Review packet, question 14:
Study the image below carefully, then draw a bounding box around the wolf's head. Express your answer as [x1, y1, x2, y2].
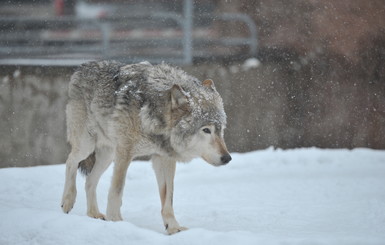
[169, 79, 231, 166]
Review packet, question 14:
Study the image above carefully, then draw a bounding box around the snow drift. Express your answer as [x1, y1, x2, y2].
[1, 148, 384, 245]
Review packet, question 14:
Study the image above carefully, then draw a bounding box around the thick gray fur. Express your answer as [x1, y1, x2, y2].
[61, 60, 231, 235]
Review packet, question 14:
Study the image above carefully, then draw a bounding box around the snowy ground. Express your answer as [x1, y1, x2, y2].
[1, 148, 385, 245]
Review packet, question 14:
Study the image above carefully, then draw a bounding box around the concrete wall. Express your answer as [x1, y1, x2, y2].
[187, 58, 385, 152]
[1, 66, 74, 167]
[1, 60, 385, 167]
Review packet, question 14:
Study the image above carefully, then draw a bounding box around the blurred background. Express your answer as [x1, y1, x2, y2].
[0, 0, 384, 167]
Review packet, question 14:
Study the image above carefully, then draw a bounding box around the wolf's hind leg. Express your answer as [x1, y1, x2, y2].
[61, 145, 93, 213]
[152, 155, 187, 235]
[85, 146, 114, 220]
[62, 100, 94, 214]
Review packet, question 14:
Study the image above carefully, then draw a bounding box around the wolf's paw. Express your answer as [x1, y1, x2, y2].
[88, 212, 106, 220]
[166, 225, 188, 235]
[106, 212, 123, 221]
[61, 194, 76, 213]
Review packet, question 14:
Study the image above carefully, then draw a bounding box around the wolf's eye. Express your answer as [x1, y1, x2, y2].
[202, 128, 211, 134]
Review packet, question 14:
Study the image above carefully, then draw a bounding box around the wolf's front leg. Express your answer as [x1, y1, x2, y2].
[106, 152, 132, 221]
[152, 155, 187, 235]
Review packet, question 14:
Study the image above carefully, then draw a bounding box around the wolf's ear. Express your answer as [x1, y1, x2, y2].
[171, 84, 189, 110]
[202, 79, 215, 89]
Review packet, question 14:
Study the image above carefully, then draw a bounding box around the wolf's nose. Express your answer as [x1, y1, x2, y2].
[220, 154, 232, 164]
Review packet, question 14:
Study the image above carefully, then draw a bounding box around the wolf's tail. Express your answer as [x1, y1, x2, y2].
[78, 152, 96, 176]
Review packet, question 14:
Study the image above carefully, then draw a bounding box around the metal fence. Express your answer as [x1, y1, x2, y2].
[0, 0, 257, 66]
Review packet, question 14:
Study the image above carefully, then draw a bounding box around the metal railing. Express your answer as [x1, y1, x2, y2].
[0, 1, 257, 66]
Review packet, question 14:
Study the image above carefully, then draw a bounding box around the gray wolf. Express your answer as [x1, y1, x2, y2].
[61, 60, 231, 234]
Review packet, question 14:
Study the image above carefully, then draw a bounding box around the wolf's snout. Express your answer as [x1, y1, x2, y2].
[220, 154, 232, 164]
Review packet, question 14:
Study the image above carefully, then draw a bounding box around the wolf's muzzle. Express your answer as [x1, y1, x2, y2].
[220, 154, 232, 164]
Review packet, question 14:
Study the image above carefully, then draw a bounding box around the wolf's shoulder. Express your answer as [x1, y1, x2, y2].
[144, 63, 200, 91]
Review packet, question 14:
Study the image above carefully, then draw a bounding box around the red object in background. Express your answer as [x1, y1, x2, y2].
[55, 0, 64, 16]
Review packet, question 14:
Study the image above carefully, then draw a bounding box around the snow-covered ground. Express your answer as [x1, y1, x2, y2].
[1, 148, 385, 245]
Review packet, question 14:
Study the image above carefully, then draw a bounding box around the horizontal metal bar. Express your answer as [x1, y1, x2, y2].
[0, 11, 258, 65]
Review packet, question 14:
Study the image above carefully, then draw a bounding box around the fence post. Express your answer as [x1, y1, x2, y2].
[183, 0, 193, 65]
[101, 21, 111, 58]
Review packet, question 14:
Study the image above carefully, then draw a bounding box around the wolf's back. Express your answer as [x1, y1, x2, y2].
[68, 60, 123, 103]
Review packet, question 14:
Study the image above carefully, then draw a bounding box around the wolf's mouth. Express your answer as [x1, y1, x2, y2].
[201, 154, 231, 166]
